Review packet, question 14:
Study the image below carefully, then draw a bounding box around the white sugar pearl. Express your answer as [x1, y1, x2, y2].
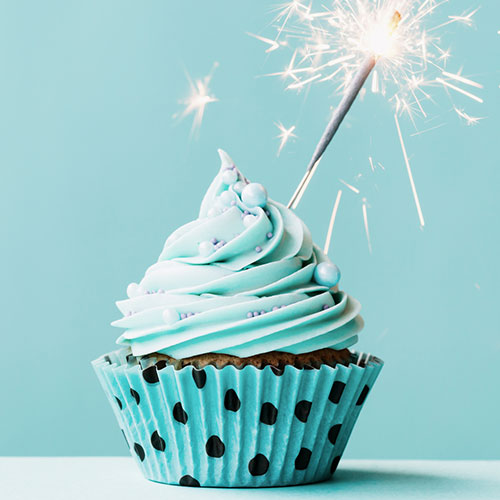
[162, 308, 179, 325]
[233, 181, 246, 194]
[127, 283, 140, 298]
[222, 169, 238, 185]
[198, 240, 215, 257]
[242, 183, 268, 207]
[243, 214, 258, 227]
[220, 190, 236, 206]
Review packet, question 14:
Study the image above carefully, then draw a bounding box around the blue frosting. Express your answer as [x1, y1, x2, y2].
[113, 150, 363, 358]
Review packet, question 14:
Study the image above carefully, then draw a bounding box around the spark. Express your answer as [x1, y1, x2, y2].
[362, 198, 372, 253]
[394, 114, 425, 227]
[177, 63, 218, 134]
[247, 32, 282, 52]
[324, 189, 343, 254]
[429, 8, 480, 32]
[436, 77, 483, 103]
[410, 122, 446, 136]
[454, 108, 483, 126]
[275, 122, 297, 155]
[369, 156, 375, 171]
[442, 71, 483, 89]
[339, 178, 360, 194]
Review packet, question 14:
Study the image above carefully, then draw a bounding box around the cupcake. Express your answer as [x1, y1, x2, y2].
[93, 149, 383, 487]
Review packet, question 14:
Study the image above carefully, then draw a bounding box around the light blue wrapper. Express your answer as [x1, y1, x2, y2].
[92, 349, 383, 487]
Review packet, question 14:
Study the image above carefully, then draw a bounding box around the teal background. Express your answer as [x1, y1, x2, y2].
[1, 0, 498, 458]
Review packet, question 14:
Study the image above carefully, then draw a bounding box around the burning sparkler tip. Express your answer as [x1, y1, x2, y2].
[389, 11, 402, 34]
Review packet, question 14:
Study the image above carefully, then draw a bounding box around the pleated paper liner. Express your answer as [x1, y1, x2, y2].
[93, 348, 383, 487]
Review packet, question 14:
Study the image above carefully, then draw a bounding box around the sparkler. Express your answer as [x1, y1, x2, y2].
[254, 0, 482, 221]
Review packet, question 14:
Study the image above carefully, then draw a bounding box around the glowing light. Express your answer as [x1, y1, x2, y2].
[275, 122, 297, 155]
[176, 63, 218, 134]
[255, 0, 481, 122]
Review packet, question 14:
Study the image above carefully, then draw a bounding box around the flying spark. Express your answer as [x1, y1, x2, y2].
[395, 113, 425, 227]
[454, 108, 483, 126]
[275, 122, 297, 155]
[176, 63, 218, 135]
[339, 178, 360, 194]
[247, 32, 284, 52]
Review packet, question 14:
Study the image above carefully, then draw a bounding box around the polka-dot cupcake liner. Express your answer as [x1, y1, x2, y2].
[92, 349, 383, 487]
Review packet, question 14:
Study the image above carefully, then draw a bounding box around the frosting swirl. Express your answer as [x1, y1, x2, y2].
[113, 150, 363, 358]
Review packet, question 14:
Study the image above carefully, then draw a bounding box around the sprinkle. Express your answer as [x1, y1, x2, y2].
[187, 312, 194, 317]
[272, 306, 279, 311]
[210, 238, 218, 244]
[266, 232, 273, 239]
[265, 210, 270, 216]
[253, 311, 259, 317]
[247, 312, 253, 318]
[180, 313, 187, 319]
[322, 304, 330, 310]
[255, 246, 262, 253]
[260, 310, 266, 315]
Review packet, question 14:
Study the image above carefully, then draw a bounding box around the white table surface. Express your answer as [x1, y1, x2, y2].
[1, 458, 499, 500]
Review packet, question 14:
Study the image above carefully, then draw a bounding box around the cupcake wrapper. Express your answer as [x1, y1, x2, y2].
[92, 349, 383, 487]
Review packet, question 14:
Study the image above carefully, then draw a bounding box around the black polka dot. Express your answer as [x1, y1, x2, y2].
[130, 388, 140, 405]
[328, 424, 342, 445]
[173, 402, 188, 424]
[294, 400, 312, 422]
[121, 429, 129, 448]
[271, 366, 284, 376]
[142, 366, 159, 384]
[248, 454, 269, 476]
[192, 368, 207, 389]
[356, 385, 369, 405]
[151, 431, 166, 452]
[133, 443, 145, 462]
[156, 359, 167, 370]
[179, 475, 200, 487]
[114, 396, 123, 410]
[295, 448, 312, 470]
[260, 403, 278, 425]
[328, 381, 346, 404]
[224, 389, 241, 412]
[330, 455, 341, 475]
[205, 435, 225, 458]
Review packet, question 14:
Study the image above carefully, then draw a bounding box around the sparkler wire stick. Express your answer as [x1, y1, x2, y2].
[305, 55, 377, 173]
[287, 10, 401, 210]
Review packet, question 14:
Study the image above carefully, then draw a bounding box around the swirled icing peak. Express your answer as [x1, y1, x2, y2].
[113, 149, 363, 358]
